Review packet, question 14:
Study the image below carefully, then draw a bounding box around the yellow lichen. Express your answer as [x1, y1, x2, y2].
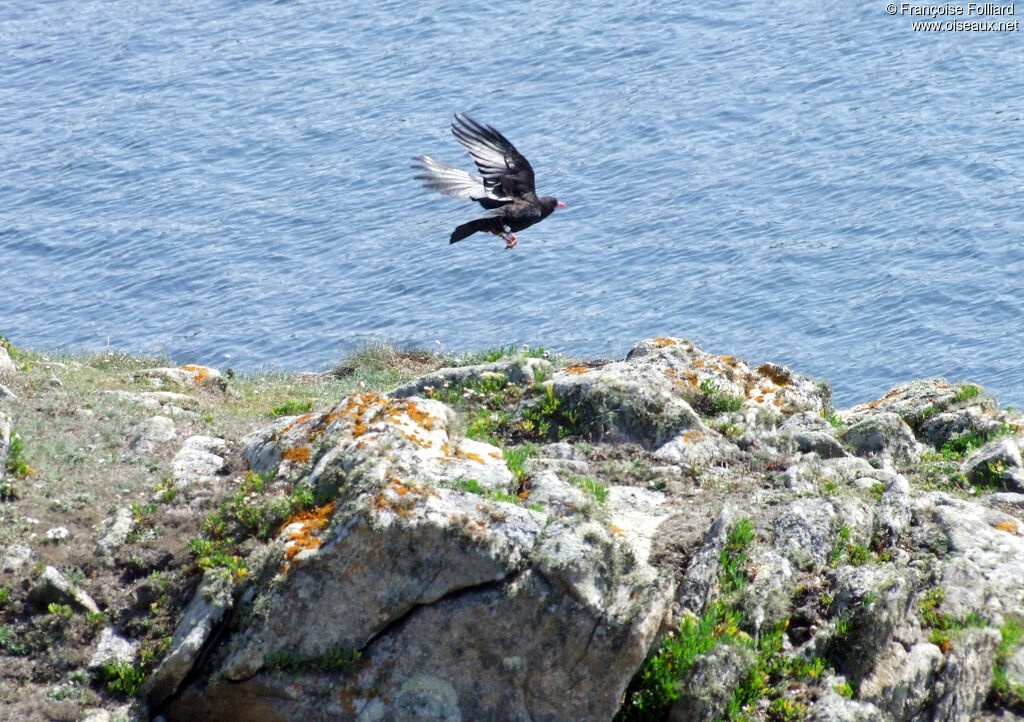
[279, 501, 336, 565]
[652, 338, 677, 348]
[282, 445, 311, 463]
[995, 520, 1019, 535]
[180, 364, 209, 382]
[564, 365, 590, 375]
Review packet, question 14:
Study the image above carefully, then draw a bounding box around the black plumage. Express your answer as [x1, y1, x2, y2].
[413, 114, 565, 248]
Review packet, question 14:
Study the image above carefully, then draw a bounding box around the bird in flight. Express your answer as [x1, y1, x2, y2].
[413, 114, 565, 249]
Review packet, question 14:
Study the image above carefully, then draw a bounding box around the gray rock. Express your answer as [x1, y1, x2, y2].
[738, 550, 794, 636]
[0, 410, 8, 481]
[0, 382, 16, 401]
[841, 412, 920, 467]
[171, 435, 228, 492]
[669, 643, 756, 722]
[827, 566, 917, 681]
[930, 627, 1001, 720]
[87, 627, 139, 671]
[389, 357, 553, 398]
[142, 573, 232, 708]
[137, 365, 225, 389]
[874, 474, 913, 546]
[95, 508, 135, 559]
[842, 377, 959, 427]
[128, 415, 177, 453]
[168, 388, 673, 722]
[919, 406, 1007, 450]
[0, 345, 14, 376]
[858, 641, 943, 719]
[1, 543, 31, 572]
[30, 565, 100, 615]
[807, 683, 883, 721]
[772, 498, 838, 570]
[675, 505, 734, 615]
[962, 438, 1024, 491]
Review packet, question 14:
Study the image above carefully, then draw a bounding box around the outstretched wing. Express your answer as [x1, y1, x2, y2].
[452, 114, 537, 200]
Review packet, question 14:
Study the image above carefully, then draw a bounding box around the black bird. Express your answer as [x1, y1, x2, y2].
[413, 114, 565, 248]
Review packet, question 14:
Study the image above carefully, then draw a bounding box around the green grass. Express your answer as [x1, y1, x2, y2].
[270, 399, 313, 417]
[569, 474, 609, 504]
[5, 431, 32, 479]
[265, 645, 361, 674]
[686, 378, 745, 417]
[953, 384, 981, 403]
[720, 519, 755, 593]
[918, 588, 988, 651]
[617, 517, 829, 721]
[502, 445, 532, 485]
[449, 478, 519, 505]
[991, 619, 1024, 709]
[96, 660, 147, 697]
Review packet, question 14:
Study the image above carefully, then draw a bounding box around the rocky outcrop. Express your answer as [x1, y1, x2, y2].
[5, 336, 1018, 722]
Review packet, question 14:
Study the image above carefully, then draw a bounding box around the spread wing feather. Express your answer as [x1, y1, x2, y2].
[452, 114, 536, 199]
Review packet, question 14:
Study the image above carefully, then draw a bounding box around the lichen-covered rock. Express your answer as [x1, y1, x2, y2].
[171, 435, 228, 493]
[675, 505, 735, 616]
[919, 405, 1008, 450]
[168, 390, 674, 721]
[841, 412, 920, 468]
[94, 508, 135, 560]
[128, 415, 177, 453]
[772, 498, 839, 571]
[137, 364, 225, 390]
[87, 627, 138, 672]
[826, 566, 918, 681]
[30, 565, 100, 614]
[842, 378, 961, 427]
[142, 572, 233, 708]
[858, 641, 943, 720]
[389, 357, 552, 398]
[930, 627, 1001, 720]
[547, 338, 826, 450]
[669, 643, 756, 722]
[962, 437, 1024, 492]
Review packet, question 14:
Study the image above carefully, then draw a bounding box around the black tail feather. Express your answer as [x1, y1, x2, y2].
[450, 217, 502, 244]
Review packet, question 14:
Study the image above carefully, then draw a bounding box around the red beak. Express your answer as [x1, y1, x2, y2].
[557, 201, 567, 207]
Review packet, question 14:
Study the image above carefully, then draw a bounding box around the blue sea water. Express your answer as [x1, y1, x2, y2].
[1, 1, 1022, 408]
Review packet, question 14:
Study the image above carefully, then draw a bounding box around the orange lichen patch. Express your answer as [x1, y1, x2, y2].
[610, 524, 626, 537]
[682, 431, 704, 443]
[755, 395, 765, 403]
[405, 401, 438, 430]
[664, 368, 678, 377]
[652, 338, 677, 348]
[489, 451, 502, 459]
[693, 358, 706, 368]
[279, 501, 337, 565]
[400, 430, 429, 448]
[391, 478, 410, 495]
[756, 363, 792, 387]
[462, 451, 485, 464]
[180, 364, 209, 382]
[564, 365, 590, 375]
[995, 520, 1019, 535]
[772, 398, 783, 407]
[282, 445, 311, 464]
[518, 490, 531, 501]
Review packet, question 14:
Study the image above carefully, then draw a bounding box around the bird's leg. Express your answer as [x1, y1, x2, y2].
[501, 225, 517, 249]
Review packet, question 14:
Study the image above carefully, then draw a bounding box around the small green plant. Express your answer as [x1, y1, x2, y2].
[953, 384, 981, 403]
[450, 478, 518, 505]
[130, 502, 158, 523]
[918, 588, 988, 652]
[265, 646, 361, 674]
[521, 382, 580, 441]
[502, 446, 531, 485]
[0, 625, 27, 655]
[835, 681, 854, 699]
[155, 478, 178, 503]
[6, 432, 32, 478]
[271, 399, 313, 417]
[686, 378, 744, 416]
[0, 586, 10, 606]
[47, 603, 74, 618]
[720, 518, 756, 594]
[569, 474, 608, 504]
[991, 619, 1024, 708]
[768, 697, 807, 721]
[97, 660, 147, 696]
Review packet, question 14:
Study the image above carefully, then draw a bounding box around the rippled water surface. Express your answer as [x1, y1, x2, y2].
[2, 1, 1023, 407]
